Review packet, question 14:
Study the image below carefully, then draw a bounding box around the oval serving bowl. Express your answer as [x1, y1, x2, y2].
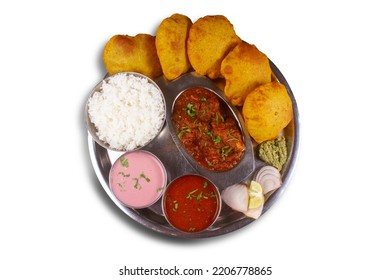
[161, 72, 255, 189]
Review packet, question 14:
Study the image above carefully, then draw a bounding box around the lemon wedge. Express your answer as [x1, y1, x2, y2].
[248, 180, 264, 209]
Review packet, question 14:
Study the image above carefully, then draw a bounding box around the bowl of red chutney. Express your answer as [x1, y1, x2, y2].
[162, 174, 221, 233]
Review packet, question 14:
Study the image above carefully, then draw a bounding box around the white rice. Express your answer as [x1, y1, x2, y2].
[88, 73, 165, 151]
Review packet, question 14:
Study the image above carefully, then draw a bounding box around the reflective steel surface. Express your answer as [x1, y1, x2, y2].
[87, 60, 300, 238]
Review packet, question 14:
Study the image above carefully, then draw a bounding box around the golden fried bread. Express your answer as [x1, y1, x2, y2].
[103, 34, 162, 78]
[187, 15, 241, 79]
[242, 81, 293, 143]
[221, 41, 272, 106]
[156, 13, 192, 80]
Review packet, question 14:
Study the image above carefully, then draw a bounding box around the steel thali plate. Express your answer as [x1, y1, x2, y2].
[87, 60, 300, 238]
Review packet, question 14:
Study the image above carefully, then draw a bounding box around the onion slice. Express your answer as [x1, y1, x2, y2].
[253, 165, 282, 194]
[221, 183, 248, 213]
[222, 182, 265, 219]
[221, 166, 282, 220]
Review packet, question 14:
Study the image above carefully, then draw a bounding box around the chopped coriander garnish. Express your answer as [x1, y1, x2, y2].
[178, 127, 191, 138]
[133, 178, 140, 189]
[207, 131, 222, 144]
[173, 201, 179, 212]
[118, 171, 130, 177]
[221, 146, 233, 160]
[205, 158, 213, 166]
[118, 183, 126, 192]
[227, 137, 239, 142]
[213, 135, 222, 144]
[215, 112, 225, 125]
[186, 189, 198, 200]
[120, 157, 129, 168]
[140, 172, 151, 182]
[185, 102, 196, 118]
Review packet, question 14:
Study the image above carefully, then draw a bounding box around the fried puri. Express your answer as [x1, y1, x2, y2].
[103, 34, 162, 79]
[187, 15, 241, 79]
[242, 81, 293, 143]
[221, 41, 272, 106]
[156, 13, 192, 80]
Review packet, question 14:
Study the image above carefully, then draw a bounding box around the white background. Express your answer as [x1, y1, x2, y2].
[1, 0, 389, 279]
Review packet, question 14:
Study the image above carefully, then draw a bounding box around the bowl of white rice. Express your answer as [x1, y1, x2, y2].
[86, 72, 166, 152]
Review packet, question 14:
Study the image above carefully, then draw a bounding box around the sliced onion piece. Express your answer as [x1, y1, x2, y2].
[253, 165, 282, 194]
[221, 183, 248, 213]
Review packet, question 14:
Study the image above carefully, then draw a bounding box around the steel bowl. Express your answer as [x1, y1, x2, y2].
[162, 174, 222, 234]
[85, 72, 166, 152]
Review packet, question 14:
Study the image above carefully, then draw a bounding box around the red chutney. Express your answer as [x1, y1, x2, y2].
[172, 87, 245, 171]
[163, 175, 221, 233]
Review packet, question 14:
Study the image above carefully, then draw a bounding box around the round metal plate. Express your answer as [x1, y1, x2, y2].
[87, 60, 300, 238]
